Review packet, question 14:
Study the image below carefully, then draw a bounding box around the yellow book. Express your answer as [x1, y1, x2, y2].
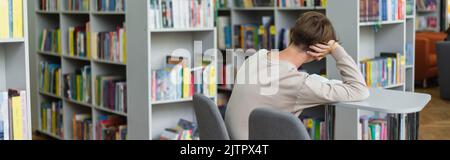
[12, 96, 24, 140]
[367, 61, 372, 87]
[12, 0, 23, 38]
[57, 29, 62, 54]
[86, 22, 91, 59]
[76, 75, 81, 101]
[0, 0, 10, 38]
[52, 104, 56, 134]
[92, 32, 98, 60]
[42, 107, 46, 131]
[182, 66, 191, 98]
[387, 58, 392, 85]
[209, 66, 216, 97]
[122, 30, 127, 63]
[69, 27, 75, 56]
[55, 69, 60, 96]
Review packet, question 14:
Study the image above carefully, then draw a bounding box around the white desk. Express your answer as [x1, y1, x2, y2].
[328, 88, 431, 140]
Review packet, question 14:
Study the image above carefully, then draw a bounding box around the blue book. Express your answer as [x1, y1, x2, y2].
[110, 0, 116, 11]
[8, 0, 13, 37]
[224, 26, 232, 49]
[381, 0, 387, 21]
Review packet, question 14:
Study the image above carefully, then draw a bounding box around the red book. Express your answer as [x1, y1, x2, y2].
[190, 73, 195, 96]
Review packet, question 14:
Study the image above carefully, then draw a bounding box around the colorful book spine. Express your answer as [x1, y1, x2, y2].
[0, 90, 29, 140]
[148, 0, 214, 29]
[39, 61, 62, 96]
[360, 53, 405, 88]
[359, 116, 388, 140]
[63, 65, 91, 103]
[96, 0, 126, 12]
[72, 113, 92, 140]
[360, 0, 405, 23]
[95, 76, 127, 113]
[95, 115, 127, 140]
[278, 0, 320, 8]
[235, 0, 274, 8]
[92, 23, 127, 63]
[234, 16, 275, 50]
[68, 22, 90, 58]
[39, 28, 62, 54]
[39, 0, 59, 11]
[66, 0, 89, 11]
[0, 0, 23, 39]
[40, 100, 63, 138]
[301, 118, 326, 140]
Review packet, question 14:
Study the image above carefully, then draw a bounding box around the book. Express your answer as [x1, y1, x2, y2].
[359, 116, 388, 140]
[96, 115, 127, 140]
[235, 0, 274, 8]
[160, 119, 198, 140]
[39, 0, 59, 11]
[149, 0, 214, 29]
[217, 16, 231, 49]
[92, 23, 127, 63]
[416, 0, 437, 11]
[360, 52, 405, 88]
[95, 76, 127, 113]
[63, 65, 91, 103]
[277, 0, 320, 8]
[0, 0, 23, 39]
[40, 100, 63, 138]
[39, 28, 62, 54]
[39, 61, 62, 96]
[72, 113, 92, 140]
[66, 0, 90, 11]
[234, 16, 275, 50]
[300, 117, 325, 140]
[68, 22, 90, 58]
[360, 0, 405, 23]
[12, 0, 23, 38]
[96, 0, 126, 12]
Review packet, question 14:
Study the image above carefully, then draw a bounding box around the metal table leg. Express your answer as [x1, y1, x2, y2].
[325, 105, 335, 140]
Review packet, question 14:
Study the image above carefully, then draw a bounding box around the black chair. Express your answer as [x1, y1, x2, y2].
[249, 107, 311, 140]
[193, 94, 230, 140]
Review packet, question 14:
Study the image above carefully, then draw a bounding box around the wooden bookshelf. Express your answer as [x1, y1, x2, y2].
[327, 0, 416, 140]
[0, 0, 32, 140]
[30, 0, 128, 140]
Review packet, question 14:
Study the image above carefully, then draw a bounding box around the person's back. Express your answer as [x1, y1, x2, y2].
[225, 12, 370, 140]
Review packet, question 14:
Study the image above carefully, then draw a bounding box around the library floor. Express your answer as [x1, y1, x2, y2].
[32, 87, 450, 140]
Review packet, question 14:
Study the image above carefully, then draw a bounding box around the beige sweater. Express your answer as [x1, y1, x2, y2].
[225, 45, 370, 140]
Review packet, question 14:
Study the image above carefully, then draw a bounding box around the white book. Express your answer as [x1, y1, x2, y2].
[158, 0, 162, 28]
[172, 0, 179, 28]
[19, 91, 29, 140]
[0, 92, 9, 140]
[200, 0, 204, 28]
[119, 28, 124, 63]
[46, 106, 51, 133]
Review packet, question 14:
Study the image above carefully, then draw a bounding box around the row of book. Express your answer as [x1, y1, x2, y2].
[39, 61, 62, 96]
[234, 16, 276, 50]
[39, 100, 64, 138]
[66, 0, 90, 11]
[277, 0, 327, 8]
[216, 0, 232, 9]
[0, 0, 24, 39]
[148, 0, 214, 29]
[69, 22, 90, 58]
[72, 113, 92, 140]
[301, 118, 326, 140]
[95, 76, 127, 113]
[416, 0, 437, 11]
[96, 115, 127, 140]
[0, 90, 30, 140]
[95, 0, 126, 12]
[39, 28, 62, 54]
[359, 116, 388, 140]
[160, 119, 198, 140]
[92, 23, 127, 64]
[359, 0, 406, 23]
[235, 0, 274, 8]
[63, 65, 92, 103]
[405, 0, 414, 16]
[360, 53, 406, 88]
[217, 16, 232, 49]
[417, 16, 438, 31]
[39, 0, 59, 11]
[151, 56, 216, 102]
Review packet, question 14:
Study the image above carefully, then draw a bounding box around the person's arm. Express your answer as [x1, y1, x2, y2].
[302, 44, 370, 103]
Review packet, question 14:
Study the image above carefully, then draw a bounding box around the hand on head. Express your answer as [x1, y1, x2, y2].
[306, 40, 338, 61]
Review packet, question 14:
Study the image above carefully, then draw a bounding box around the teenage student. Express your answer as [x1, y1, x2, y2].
[225, 12, 370, 140]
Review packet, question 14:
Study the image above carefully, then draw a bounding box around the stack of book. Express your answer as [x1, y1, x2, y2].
[95, 76, 127, 113]
[416, 0, 437, 11]
[92, 23, 127, 64]
[39, 100, 63, 138]
[234, 16, 276, 50]
[0, 0, 24, 39]
[39, 28, 62, 54]
[95, 0, 126, 12]
[68, 22, 91, 59]
[0, 89, 30, 140]
[359, 116, 388, 140]
[72, 113, 92, 140]
[278, 0, 325, 8]
[160, 119, 198, 140]
[151, 56, 216, 102]
[301, 117, 326, 140]
[96, 115, 127, 140]
[235, 0, 274, 8]
[65, 0, 90, 11]
[63, 65, 92, 103]
[359, 0, 405, 23]
[360, 52, 406, 88]
[39, 0, 59, 11]
[217, 16, 232, 50]
[39, 61, 62, 96]
[148, 0, 214, 29]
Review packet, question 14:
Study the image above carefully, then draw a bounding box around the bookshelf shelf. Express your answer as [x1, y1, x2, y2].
[149, 28, 216, 33]
[152, 97, 216, 105]
[91, 11, 125, 15]
[234, 7, 275, 11]
[416, 0, 441, 32]
[359, 20, 404, 27]
[37, 51, 61, 57]
[61, 54, 91, 62]
[36, 129, 64, 140]
[93, 59, 126, 66]
[64, 98, 93, 108]
[94, 106, 127, 117]
[39, 91, 62, 99]
[35, 10, 60, 14]
[0, 38, 25, 43]
[276, 7, 316, 10]
[60, 11, 90, 14]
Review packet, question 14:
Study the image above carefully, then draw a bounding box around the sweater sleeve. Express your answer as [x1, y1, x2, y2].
[299, 45, 370, 104]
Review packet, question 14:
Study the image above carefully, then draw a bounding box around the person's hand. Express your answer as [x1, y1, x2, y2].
[307, 40, 338, 61]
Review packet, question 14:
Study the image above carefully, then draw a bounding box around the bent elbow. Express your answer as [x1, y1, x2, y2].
[355, 87, 370, 101]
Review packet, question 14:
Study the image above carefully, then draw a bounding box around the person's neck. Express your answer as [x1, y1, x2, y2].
[278, 45, 308, 68]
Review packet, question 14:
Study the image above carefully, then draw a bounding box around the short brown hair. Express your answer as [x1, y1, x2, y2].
[290, 12, 337, 51]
